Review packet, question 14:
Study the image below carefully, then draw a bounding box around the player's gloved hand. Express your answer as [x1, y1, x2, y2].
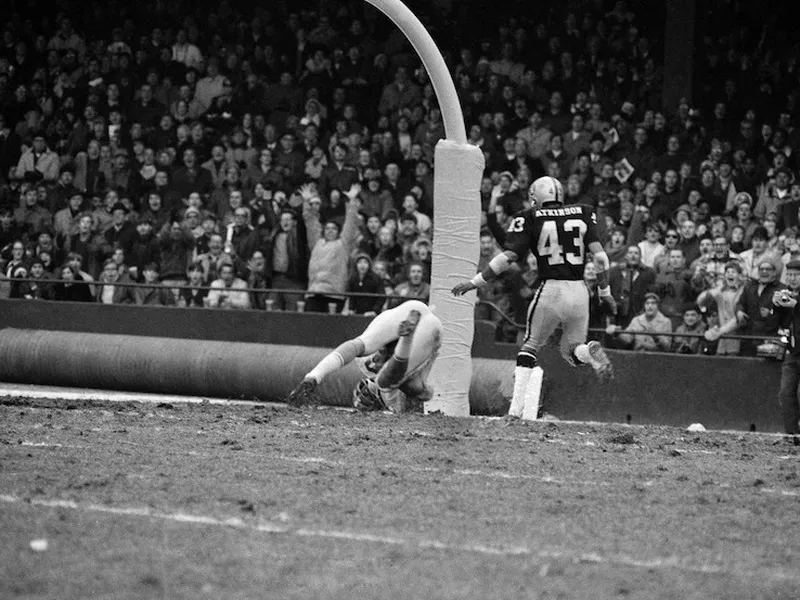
[451, 281, 477, 296]
[598, 286, 617, 314]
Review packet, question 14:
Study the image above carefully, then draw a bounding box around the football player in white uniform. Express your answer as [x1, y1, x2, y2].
[453, 176, 616, 420]
[286, 300, 442, 413]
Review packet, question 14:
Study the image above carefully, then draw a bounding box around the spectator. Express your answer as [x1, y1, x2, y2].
[360, 170, 395, 221]
[52, 191, 84, 242]
[727, 198, 761, 248]
[196, 233, 232, 285]
[63, 213, 103, 277]
[378, 67, 421, 119]
[95, 258, 135, 304]
[128, 262, 174, 306]
[195, 59, 226, 110]
[609, 245, 657, 326]
[14, 185, 52, 242]
[653, 228, 681, 274]
[263, 204, 309, 311]
[319, 143, 359, 199]
[172, 148, 214, 200]
[178, 263, 209, 308]
[736, 260, 781, 356]
[637, 224, 665, 269]
[0, 208, 21, 255]
[0, 113, 22, 184]
[677, 219, 702, 266]
[604, 227, 629, 268]
[172, 29, 203, 70]
[390, 261, 430, 307]
[127, 216, 160, 280]
[274, 132, 306, 188]
[516, 111, 551, 161]
[103, 202, 136, 259]
[672, 306, 707, 354]
[52, 264, 93, 302]
[740, 227, 782, 281]
[653, 248, 694, 327]
[140, 192, 172, 232]
[206, 262, 250, 309]
[159, 220, 195, 289]
[609, 292, 672, 352]
[692, 235, 743, 290]
[15, 133, 59, 183]
[755, 167, 792, 223]
[303, 184, 360, 313]
[698, 262, 746, 356]
[21, 258, 54, 300]
[244, 250, 269, 310]
[343, 253, 384, 316]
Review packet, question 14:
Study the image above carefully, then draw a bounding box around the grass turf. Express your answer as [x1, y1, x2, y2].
[1, 397, 799, 600]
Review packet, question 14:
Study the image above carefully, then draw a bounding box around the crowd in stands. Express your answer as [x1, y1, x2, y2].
[0, 0, 798, 356]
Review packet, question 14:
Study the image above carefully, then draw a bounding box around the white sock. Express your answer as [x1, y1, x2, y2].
[521, 367, 543, 421]
[306, 351, 345, 383]
[510, 366, 532, 418]
[574, 343, 591, 364]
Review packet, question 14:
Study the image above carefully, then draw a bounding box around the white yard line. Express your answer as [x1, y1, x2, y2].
[0, 383, 271, 408]
[2, 492, 796, 581]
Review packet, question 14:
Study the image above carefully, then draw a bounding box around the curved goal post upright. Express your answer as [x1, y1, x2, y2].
[364, 0, 485, 416]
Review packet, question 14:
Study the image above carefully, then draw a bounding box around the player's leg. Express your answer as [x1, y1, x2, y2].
[513, 282, 560, 420]
[288, 309, 399, 406]
[290, 302, 424, 405]
[560, 281, 614, 382]
[377, 311, 441, 413]
[354, 308, 423, 412]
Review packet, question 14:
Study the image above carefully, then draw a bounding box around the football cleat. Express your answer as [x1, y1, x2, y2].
[353, 378, 387, 412]
[286, 377, 318, 407]
[528, 176, 564, 208]
[397, 309, 421, 337]
[586, 341, 615, 383]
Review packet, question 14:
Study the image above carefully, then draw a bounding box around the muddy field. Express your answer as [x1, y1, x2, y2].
[1, 396, 799, 600]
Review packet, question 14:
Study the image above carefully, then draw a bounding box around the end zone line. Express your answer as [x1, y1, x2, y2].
[3, 493, 797, 582]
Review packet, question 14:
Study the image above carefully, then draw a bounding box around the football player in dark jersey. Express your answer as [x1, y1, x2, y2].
[453, 176, 617, 420]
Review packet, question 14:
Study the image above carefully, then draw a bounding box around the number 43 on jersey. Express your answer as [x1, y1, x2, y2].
[504, 206, 599, 280]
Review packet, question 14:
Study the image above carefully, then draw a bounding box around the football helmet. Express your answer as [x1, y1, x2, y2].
[528, 176, 564, 208]
[353, 378, 387, 412]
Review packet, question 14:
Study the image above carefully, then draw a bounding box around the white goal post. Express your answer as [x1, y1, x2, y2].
[364, 0, 485, 416]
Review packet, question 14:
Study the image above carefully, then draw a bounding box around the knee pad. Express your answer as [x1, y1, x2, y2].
[516, 351, 538, 369]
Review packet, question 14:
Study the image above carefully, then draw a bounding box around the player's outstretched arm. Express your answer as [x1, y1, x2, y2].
[452, 250, 519, 296]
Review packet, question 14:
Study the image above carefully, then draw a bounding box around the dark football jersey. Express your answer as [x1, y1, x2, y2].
[503, 204, 599, 281]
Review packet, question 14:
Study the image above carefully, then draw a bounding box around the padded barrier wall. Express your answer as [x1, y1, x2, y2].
[0, 329, 513, 414]
[0, 300, 785, 431]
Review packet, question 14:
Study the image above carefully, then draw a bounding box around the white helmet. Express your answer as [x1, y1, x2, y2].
[528, 176, 564, 208]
